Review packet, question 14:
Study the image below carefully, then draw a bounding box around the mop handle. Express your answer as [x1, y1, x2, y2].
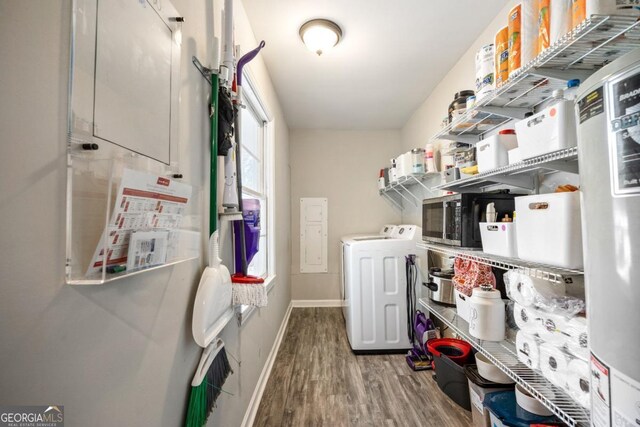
[236, 41, 265, 87]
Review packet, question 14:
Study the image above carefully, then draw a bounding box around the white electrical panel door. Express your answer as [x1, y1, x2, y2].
[300, 198, 328, 273]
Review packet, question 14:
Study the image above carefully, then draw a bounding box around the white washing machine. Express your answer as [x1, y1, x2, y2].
[340, 224, 422, 353]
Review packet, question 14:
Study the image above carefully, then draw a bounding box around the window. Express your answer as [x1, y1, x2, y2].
[238, 76, 273, 281]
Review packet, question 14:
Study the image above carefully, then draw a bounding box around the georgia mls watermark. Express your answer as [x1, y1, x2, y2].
[0, 406, 63, 427]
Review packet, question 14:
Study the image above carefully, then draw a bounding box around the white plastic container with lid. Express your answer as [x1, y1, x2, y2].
[411, 148, 425, 174]
[468, 285, 506, 342]
[476, 129, 518, 173]
[479, 222, 518, 258]
[514, 89, 577, 160]
[515, 191, 583, 269]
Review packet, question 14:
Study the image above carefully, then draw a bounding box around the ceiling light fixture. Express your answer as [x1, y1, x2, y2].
[299, 19, 342, 56]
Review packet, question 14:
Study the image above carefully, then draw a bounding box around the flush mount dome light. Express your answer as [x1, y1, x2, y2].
[299, 19, 342, 56]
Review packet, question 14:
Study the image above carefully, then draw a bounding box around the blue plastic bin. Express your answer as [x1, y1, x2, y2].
[483, 390, 560, 427]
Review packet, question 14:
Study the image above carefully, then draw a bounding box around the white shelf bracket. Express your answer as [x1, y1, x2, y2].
[476, 105, 531, 120]
[530, 67, 593, 82]
[434, 133, 480, 144]
[397, 182, 420, 206]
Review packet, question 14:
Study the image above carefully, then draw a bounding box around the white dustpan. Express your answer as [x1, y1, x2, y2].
[192, 231, 234, 348]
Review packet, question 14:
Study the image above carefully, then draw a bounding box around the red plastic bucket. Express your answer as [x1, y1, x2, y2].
[427, 338, 472, 365]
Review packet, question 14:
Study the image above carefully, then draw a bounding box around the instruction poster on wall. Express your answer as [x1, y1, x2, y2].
[610, 71, 640, 195]
[87, 168, 192, 276]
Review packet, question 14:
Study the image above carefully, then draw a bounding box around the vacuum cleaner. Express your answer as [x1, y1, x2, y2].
[405, 254, 440, 371]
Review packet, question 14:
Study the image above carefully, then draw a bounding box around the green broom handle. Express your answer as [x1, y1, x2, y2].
[210, 73, 220, 237]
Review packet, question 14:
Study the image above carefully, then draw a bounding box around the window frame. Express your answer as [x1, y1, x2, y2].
[235, 70, 277, 324]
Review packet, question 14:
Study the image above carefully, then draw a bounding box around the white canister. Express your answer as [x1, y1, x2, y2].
[468, 285, 506, 341]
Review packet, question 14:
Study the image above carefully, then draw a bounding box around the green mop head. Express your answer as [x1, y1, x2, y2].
[185, 340, 233, 427]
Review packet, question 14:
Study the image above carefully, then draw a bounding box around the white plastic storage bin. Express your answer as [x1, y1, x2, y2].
[455, 289, 471, 323]
[514, 99, 577, 160]
[479, 222, 518, 258]
[476, 130, 518, 173]
[508, 147, 522, 165]
[515, 192, 583, 269]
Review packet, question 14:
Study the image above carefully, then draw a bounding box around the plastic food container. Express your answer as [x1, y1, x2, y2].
[479, 222, 518, 258]
[454, 289, 471, 322]
[515, 384, 553, 416]
[514, 98, 577, 160]
[515, 192, 583, 269]
[484, 390, 561, 427]
[475, 352, 514, 384]
[465, 365, 515, 427]
[476, 130, 518, 173]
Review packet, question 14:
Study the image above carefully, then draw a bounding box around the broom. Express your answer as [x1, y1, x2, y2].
[185, 339, 233, 427]
[185, 69, 233, 427]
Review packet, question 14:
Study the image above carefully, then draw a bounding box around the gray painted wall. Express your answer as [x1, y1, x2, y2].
[0, 1, 291, 426]
[289, 130, 402, 301]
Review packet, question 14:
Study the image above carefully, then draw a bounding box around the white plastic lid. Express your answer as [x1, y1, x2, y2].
[473, 285, 501, 299]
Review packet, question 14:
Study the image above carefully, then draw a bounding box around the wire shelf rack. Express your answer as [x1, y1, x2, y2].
[432, 14, 640, 143]
[417, 241, 583, 284]
[379, 172, 439, 208]
[418, 298, 590, 426]
[435, 147, 579, 192]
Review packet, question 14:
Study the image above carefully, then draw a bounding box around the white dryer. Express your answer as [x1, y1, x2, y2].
[341, 225, 422, 353]
[340, 224, 396, 317]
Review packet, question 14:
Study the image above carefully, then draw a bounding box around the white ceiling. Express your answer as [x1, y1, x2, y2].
[241, 0, 505, 130]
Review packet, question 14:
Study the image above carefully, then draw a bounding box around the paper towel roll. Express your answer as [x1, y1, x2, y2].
[495, 26, 509, 87]
[571, 0, 640, 27]
[538, 0, 551, 52]
[565, 316, 589, 360]
[508, 1, 538, 77]
[513, 302, 542, 332]
[516, 331, 540, 369]
[539, 343, 569, 388]
[505, 270, 566, 307]
[551, 0, 572, 45]
[538, 312, 569, 346]
[476, 44, 495, 101]
[567, 358, 591, 408]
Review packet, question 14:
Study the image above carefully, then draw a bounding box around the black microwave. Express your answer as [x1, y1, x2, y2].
[422, 193, 516, 248]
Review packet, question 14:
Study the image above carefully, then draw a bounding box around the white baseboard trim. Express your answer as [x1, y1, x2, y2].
[291, 299, 343, 307]
[241, 300, 293, 427]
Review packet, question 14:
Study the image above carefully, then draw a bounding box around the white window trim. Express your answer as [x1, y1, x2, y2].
[235, 67, 277, 326]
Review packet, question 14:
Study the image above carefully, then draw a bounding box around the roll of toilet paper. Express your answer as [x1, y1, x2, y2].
[508, 1, 539, 77]
[513, 302, 542, 332]
[516, 330, 540, 369]
[565, 316, 589, 360]
[586, 0, 640, 19]
[476, 44, 495, 101]
[567, 358, 591, 409]
[551, 0, 572, 45]
[505, 270, 566, 307]
[539, 343, 569, 389]
[538, 312, 569, 346]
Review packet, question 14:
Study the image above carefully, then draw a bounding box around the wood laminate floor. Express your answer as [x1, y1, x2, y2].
[254, 307, 472, 427]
